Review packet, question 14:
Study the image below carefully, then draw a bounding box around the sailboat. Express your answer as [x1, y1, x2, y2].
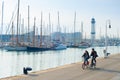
[78, 42, 90, 48]
[68, 12, 79, 48]
[51, 12, 67, 50]
[26, 12, 51, 51]
[4, 22, 27, 51]
[78, 23, 90, 49]
[4, 0, 27, 51]
[52, 42, 67, 50]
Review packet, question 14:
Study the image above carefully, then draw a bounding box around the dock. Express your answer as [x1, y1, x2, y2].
[1, 53, 120, 80]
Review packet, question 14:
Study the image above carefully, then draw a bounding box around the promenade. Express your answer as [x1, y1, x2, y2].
[1, 53, 120, 80]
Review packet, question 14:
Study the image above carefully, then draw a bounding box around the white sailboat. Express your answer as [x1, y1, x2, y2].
[4, 0, 27, 51]
[53, 43, 67, 50]
[78, 22, 90, 48]
[52, 12, 67, 50]
[78, 42, 90, 48]
[68, 12, 79, 48]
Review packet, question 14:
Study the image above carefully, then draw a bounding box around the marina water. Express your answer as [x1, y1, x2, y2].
[0, 46, 120, 78]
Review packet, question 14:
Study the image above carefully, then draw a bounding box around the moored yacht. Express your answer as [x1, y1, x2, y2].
[52, 43, 67, 50]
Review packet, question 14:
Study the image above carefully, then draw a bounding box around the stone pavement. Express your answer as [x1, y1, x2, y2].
[1, 54, 120, 80]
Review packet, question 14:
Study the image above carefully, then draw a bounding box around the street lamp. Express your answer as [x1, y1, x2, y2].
[104, 20, 111, 58]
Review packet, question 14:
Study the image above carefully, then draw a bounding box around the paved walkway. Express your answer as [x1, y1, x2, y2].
[1, 54, 120, 80]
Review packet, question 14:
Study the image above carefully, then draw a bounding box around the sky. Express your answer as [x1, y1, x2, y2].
[0, 0, 120, 39]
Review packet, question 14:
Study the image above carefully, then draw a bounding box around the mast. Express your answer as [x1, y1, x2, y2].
[117, 28, 119, 40]
[85, 32, 86, 41]
[17, 0, 20, 45]
[63, 26, 66, 43]
[22, 18, 24, 42]
[33, 17, 36, 46]
[49, 13, 51, 42]
[57, 11, 61, 41]
[74, 12, 76, 45]
[1, 1, 4, 44]
[99, 27, 101, 40]
[12, 22, 14, 45]
[28, 5, 30, 44]
[57, 11, 60, 32]
[40, 12, 43, 48]
[19, 14, 21, 42]
[36, 27, 38, 47]
[81, 21, 83, 42]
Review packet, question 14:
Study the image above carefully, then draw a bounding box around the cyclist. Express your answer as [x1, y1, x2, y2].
[82, 50, 90, 65]
[90, 48, 98, 67]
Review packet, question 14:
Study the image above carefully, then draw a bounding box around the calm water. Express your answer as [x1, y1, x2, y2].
[0, 46, 120, 78]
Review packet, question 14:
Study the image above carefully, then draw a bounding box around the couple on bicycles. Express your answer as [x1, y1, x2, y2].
[82, 48, 98, 68]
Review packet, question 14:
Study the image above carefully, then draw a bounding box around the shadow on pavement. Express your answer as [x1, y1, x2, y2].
[28, 74, 39, 77]
[89, 67, 120, 74]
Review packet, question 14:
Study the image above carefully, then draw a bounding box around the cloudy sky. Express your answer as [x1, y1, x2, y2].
[0, 0, 120, 39]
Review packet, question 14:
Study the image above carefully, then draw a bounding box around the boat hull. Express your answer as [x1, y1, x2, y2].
[78, 46, 89, 48]
[27, 46, 51, 51]
[4, 46, 27, 51]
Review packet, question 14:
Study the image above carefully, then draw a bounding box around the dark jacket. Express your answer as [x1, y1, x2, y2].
[90, 50, 98, 58]
[82, 51, 90, 59]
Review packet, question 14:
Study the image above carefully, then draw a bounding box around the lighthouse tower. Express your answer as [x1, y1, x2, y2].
[91, 18, 96, 46]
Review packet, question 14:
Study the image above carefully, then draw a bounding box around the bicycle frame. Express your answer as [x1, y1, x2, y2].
[82, 61, 89, 70]
[90, 58, 96, 68]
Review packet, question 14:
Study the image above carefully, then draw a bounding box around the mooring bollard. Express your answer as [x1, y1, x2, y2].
[107, 53, 110, 56]
[23, 67, 32, 75]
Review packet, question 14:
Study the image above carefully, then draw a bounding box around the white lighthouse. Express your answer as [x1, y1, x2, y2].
[91, 18, 96, 46]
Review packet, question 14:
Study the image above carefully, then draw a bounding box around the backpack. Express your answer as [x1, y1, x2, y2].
[94, 51, 98, 57]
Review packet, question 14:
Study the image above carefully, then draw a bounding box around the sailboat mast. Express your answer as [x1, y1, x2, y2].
[117, 28, 119, 40]
[17, 0, 20, 45]
[22, 18, 24, 42]
[1, 1, 4, 43]
[81, 22, 83, 42]
[58, 11, 60, 32]
[28, 5, 30, 44]
[19, 14, 21, 42]
[40, 12, 43, 48]
[33, 17, 36, 46]
[57, 11, 61, 41]
[99, 27, 101, 40]
[12, 22, 14, 45]
[49, 13, 51, 42]
[36, 27, 38, 47]
[74, 12, 76, 45]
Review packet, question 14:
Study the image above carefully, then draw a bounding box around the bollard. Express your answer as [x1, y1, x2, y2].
[23, 67, 28, 75]
[23, 67, 32, 75]
[107, 53, 110, 56]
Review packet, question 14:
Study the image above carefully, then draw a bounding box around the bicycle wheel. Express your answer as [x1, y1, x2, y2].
[82, 63, 85, 69]
[93, 61, 96, 68]
[90, 60, 96, 69]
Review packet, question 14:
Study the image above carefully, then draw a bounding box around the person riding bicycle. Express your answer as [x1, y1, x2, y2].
[82, 50, 90, 65]
[90, 48, 98, 67]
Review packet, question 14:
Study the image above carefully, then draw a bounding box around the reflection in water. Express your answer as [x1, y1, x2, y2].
[0, 46, 120, 78]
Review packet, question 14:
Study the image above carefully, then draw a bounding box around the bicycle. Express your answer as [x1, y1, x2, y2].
[90, 57, 96, 69]
[82, 60, 89, 70]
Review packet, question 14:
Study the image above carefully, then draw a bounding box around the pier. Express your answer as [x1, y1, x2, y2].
[1, 53, 120, 80]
